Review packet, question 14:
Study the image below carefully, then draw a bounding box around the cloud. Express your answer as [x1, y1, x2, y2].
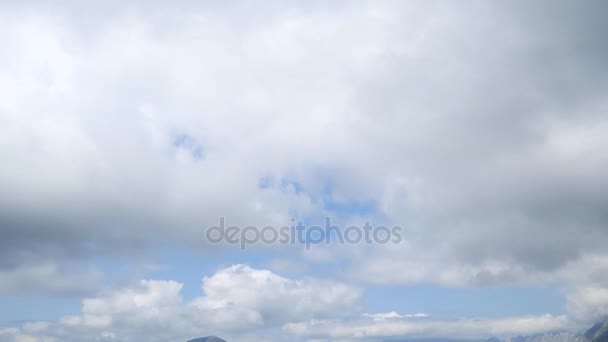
[192, 264, 362, 323]
[0, 265, 362, 341]
[284, 314, 571, 340]
[0, 266, 579, 341]
[362, 312, 429, 320]
[561, 255, 608, 323]
[1, 0, 608, 331]
[567, 287, 608, 324]
[0, 262, 100, 296]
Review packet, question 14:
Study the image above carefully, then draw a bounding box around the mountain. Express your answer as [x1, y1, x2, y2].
[585, 319, 608, 342]
[186, 336, 226, 342]
[503, 331, 580, 342]
[386, 320, 608, 342]
[495, 319, 608, 342]
[184, 320, 608, 342]
[385, 339, 484, 342]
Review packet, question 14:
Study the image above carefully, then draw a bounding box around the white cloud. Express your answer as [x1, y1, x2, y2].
[0, 265, 361, 341]
[561, 254, 608, 324]
[192, 264, 362, 323]
[362, 312, 428, 320]
[285, 314, 571, 340]
[567, 287, 608, 324]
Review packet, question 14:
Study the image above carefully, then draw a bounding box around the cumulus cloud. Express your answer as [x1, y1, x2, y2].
[0, 265, 362, 341]
[192, 265, 362, 323]
[0, 266, 577, 342]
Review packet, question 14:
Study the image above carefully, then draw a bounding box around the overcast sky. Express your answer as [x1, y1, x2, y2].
[1, 1, 608, 341]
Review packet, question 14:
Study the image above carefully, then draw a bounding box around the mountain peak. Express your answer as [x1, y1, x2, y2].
[186, 336, 226, 342]
[585, 318, 608, 342]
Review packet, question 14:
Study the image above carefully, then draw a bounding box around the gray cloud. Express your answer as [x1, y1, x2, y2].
[0, 0, 607, 327]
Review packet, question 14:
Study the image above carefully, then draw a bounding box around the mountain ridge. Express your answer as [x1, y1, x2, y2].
[497, 319, 608, 342]
[185, 319, 608, 342]
[385, 319, 608, 342]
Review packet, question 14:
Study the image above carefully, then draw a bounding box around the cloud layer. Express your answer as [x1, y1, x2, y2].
[1, 0, 608, 340]
[0, 265, 575, 342]
[0, 265, 361, 341]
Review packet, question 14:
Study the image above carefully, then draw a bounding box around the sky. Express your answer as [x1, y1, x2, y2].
[1, 1, 608, 341]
